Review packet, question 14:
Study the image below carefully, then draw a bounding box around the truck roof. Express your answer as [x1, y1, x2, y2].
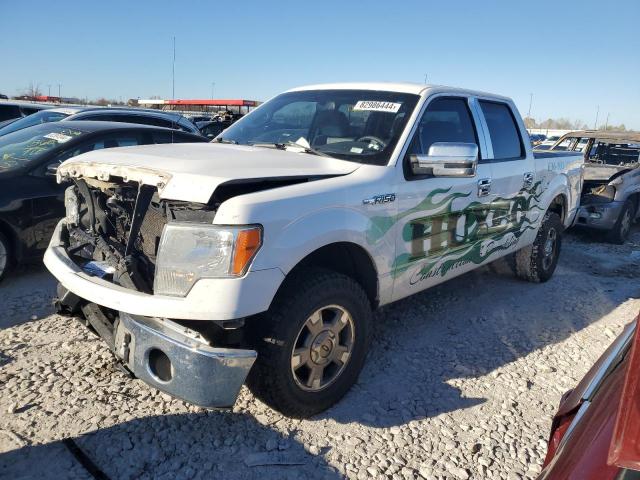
[287, 82, 513, 101]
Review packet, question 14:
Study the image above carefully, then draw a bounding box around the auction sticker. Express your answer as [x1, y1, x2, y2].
[353, 100, 401, 113]
[44, 132, 73, 143]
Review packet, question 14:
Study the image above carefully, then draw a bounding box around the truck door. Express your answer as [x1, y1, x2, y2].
[476, 99, 538, 254]
[391, 96, 495, 302]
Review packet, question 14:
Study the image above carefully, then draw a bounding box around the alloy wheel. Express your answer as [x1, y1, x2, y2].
[290, 305, 355, 392]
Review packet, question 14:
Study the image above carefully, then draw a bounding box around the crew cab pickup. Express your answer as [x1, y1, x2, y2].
[44, 83, 584, 417]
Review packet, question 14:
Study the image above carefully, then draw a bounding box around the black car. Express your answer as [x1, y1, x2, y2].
[0, 102, 52, 123]
[199, 120, 232, 139]
[0, 107, 203, 137]
[66, 108, 202, 136]
[0, 121, 207, 281]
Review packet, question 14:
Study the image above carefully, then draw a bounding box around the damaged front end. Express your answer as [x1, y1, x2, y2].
[575, 166, 636, 230]
[54, 176, 257, 408]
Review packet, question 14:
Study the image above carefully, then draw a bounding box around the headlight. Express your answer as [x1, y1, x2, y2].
[64, 186, 79, 226]
[153, 223, 262, 297]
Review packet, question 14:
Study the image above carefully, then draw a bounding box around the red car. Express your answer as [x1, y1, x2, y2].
[539, 314, 640, 479]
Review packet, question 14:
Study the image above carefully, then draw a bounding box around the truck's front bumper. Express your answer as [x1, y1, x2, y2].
[111, 312, 256, 408]
[44, 220, 284, 321]
[574, 200, 623, 231]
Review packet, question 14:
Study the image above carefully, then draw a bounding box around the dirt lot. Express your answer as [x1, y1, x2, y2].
[1, 227, 639, 480]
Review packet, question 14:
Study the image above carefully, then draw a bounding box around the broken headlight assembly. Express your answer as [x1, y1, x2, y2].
[153, 223, 262, 297]
[64, 186, 80, 226]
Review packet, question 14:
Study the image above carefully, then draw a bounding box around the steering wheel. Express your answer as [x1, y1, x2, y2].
[356, 136, 387, 150]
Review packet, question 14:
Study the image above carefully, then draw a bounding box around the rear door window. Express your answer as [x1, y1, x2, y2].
[479, 101, 524, 160]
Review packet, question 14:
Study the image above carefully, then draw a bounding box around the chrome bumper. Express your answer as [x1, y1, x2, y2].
[114, 313, 256, 408]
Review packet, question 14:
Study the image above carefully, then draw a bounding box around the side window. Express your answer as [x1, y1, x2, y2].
[479, 101, 524, 160]
[408, 97, 478, 156]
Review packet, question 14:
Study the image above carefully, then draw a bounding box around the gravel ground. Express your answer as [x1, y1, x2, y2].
[1, 227, 639, 480]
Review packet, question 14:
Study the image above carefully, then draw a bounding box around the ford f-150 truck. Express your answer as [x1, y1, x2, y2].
[44, 83, 584, 417]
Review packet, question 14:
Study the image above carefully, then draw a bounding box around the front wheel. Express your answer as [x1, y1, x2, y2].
[514, 211, 562, 283]
[0, 231, 12, 283]
[606, 199, 635, 244]
[246, 268, 373, 418]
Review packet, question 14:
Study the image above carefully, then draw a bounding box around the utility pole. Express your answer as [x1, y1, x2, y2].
[527, 93, 533, 119]
[172, 36, 176, 100]
[47, 84, 51, 97]
[604, 113, 610, 131]
[57, 84, 61, 100]
[211, 82, 215, 99]
[594, 105, 599, 130]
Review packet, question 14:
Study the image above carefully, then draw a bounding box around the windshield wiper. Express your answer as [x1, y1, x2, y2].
[248, 141, 331, 157]
[215, 137, 238, 144]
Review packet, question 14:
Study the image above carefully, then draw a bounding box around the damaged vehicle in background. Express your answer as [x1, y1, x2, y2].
[45, 83, 583, 417]
[0, 122, 207, 281]
[539, 313, 640, 479]
[548, 131, 640, 243]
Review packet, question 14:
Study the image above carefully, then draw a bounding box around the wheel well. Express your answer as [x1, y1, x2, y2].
[0, 220, 17, 260]
[548, 194, 566, 224]
[285, 242, 379, 308]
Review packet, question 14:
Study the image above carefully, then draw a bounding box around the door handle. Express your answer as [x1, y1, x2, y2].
[523, 172, 534, 189]
[478, 178, 492, 197]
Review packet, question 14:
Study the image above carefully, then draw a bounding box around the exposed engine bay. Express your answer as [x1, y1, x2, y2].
[580, 163, 637, 205]
[64, 177, 216, 293]
[62, 174, 317, 293]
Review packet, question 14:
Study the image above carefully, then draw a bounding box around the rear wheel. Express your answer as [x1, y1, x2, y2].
[606, 199, 635, 244]
[514, 211, 562, 283]
[247, 268, 373, 418]
[0, 231, 12, 283]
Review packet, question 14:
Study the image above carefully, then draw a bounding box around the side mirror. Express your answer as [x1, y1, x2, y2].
[409, 142, 478, 177]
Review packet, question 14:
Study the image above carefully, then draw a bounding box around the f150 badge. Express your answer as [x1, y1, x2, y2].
[363, 193, 396, 205]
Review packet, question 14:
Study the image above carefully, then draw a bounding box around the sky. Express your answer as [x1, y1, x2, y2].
[1, 0, 639, 129]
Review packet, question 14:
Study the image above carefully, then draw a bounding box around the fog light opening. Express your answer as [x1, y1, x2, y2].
[148, 348, 173, 382]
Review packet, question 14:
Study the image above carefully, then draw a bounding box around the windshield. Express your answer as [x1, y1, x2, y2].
[0, 109, 71, 137]
[0, 124, 84, 172]
[218, 89, 420, 165]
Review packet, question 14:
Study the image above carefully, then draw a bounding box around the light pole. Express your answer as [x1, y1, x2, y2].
[47, 84, 51, 97]
[594, 105, 600, 129]
[172, 36, 176, 100]
[424, 73, 428, 85]
[604, 113, 610, 131]
[527, 93, 533, 119]
[211, 82, 216, 99]
[57, 84, 61, 100]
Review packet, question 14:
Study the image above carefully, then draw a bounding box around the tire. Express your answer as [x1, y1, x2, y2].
[246, 268, 373, 418]
[606, 200, 635, 244]
[0, 231, 12, 283]
[514, 211, 562, 283]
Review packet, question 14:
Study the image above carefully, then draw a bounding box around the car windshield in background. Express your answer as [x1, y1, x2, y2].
[0, 124, 84, 172]
[0, 109, 71, 137]
[218, 89, 420, 165]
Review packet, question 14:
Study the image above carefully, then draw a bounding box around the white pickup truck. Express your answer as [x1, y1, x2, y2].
[45, 83, 583, 417]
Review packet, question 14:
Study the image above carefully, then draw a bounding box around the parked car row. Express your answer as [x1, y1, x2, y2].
[0, 102, 243, 140]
